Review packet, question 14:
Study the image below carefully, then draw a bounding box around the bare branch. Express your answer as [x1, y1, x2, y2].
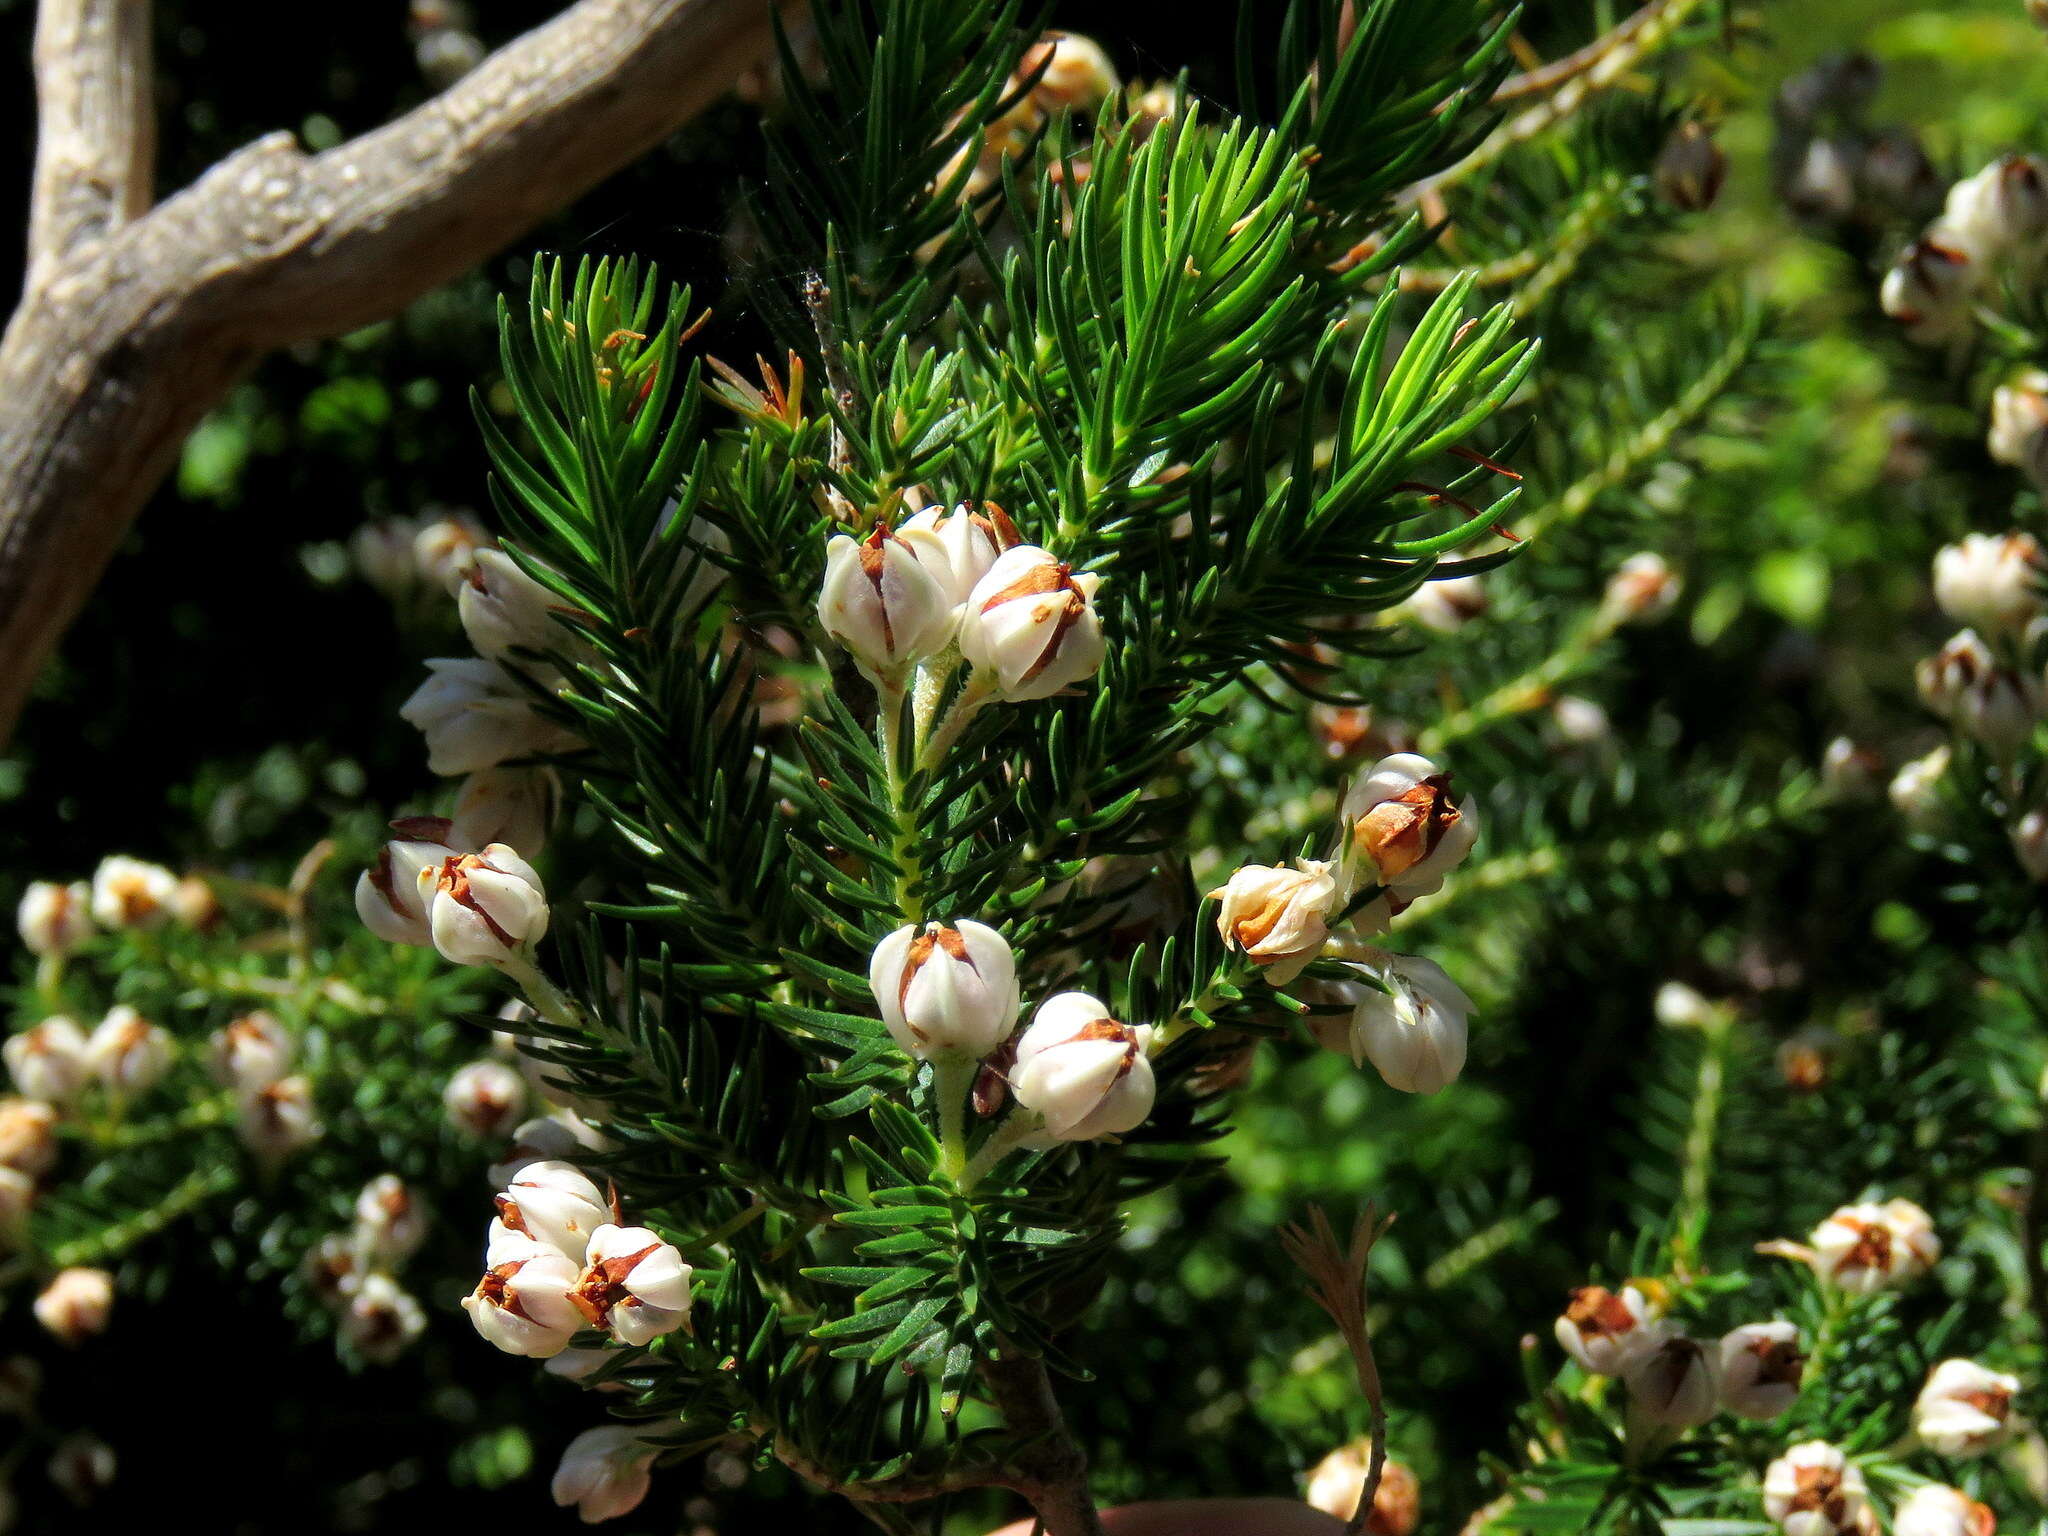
[27, 0, 154, 280]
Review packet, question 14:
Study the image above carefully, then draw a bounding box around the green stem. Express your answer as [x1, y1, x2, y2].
[1418, 607, 1619, 755]
[1671, 1014, 1732, 1274]
[959, 1114, 1041, 1194]
[876, 676, 927, 923]
[933, 1058, 974, 1183]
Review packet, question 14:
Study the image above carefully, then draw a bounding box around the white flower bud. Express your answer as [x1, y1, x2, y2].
[1933, 531, 2045, 635]
[1551, 695, 1612, 746]
[1208, 860, 1337, 985]
[1654, 121, 1727, 211]
[84, 1006, 172, 1098]
[1889, 745, 1951, 830]
[444, 1059, 530, 1139]
[16, 881, 92, 958]
[897, 503, 1018, 609]
[421, 844, 549, 968]
[1019, 30, 1119, 113]
[464, 1229, 585, 1358]
[1809, 1198, 1940, 1292]
[205, 1011, 293, 1092]
[399, 658, 578, 777]
[0, 1098, 57, 1177]
[497, 1160, 610, 1261]
[413, 513, 487, 593]
[170, 874, 219, 930]
[1303, 1443, 1419, 1532]
[4, 1017, 90, 1105]
[236, 1074, 322, 1159]
[88, 855, 177, 931]
[341, 1273, 426, 1364]
[452, 765, 560, 857]
[352, 1174, 429, 1265]
[1653, 981, 1717, 1028]
[572, 1223, 694, 1346]
[1554, 1284, 1666, 1376]
[1821, 737, 1884, 801]
[1880, 237, 1975, 345]
[354, 817, 463, 947]
[1893, 1484, 1997, 1536]
[1913, 1358, 2019, 1458]
[1935, 154, 2048, 261]
[351, 517, 422, 598]
[1790, 138, 1859, 222]
[817, 524, 959, 680]
[33, 1267, 112, 1345]
[459, 548, 571, 661]
[1762, 1441, 1868, 1536]
[1916, 630, 2038, 753]
[1718, 1322, 1803, 1419]
[1625, 1334, 1719, 1429]
[1341, 754, 1478, 898]
[1600, 553, 1682, 626]
[958, 545, 1107, 701]
[551, 1424, 658, 1524]
[1009, 992, 1156, 1142]
[2013, 808, 2048, 880]
[304, 1233, 363, 1308]
[868, 920, 1019, 1060]
[0, 1166, 33, 1232]
[1346, 954, 1473, 1095]
[1990, 371, 2048, 487]
[489, 1113, 610, 1189]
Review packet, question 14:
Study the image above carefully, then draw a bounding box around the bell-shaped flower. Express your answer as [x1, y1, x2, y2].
[1345, 954, 1473, 1095]
[897, 503, 1018, 610]
[1554, 1284, 1667, 1376]
[354, 817, 463, 947]
[236, 1074, 323, 1159]
[458, 547, 571, 662]
[1913, 1358, 2019, 1458]
[420, 844, 549, 969]
[958, 545, 1107, 701]
[341, 1274, 426, 1364]
[206, 1010, 293, 1093]
[352, 1174, 429, 1266]
[1934, 153, 2048, 261]
[88, 855, 177, 931]
[399, 658, 578, 776]
[33, 1267, 113, 1346]
[16, 881, 92, 958]
[1933, 531, 2046, 635]
[444, 1058, 529, 1139]
[1341, 754, 1478, 898]
[1009, 992, 1156, 1142]
[551, 1424, 659, 1524]
[1624, 1334, 1719, 1429]
[1208, 860, 1337, 985]
[817, 524, 959, 681]
[1762, 1441, 1868, 1536]
[495, 1160, 610, 1262]
[85, 1006, 172, 1098]
[0, 1098, 58, 1177]
[4, 1016, 89, 1105]
[572, 1223, 694, 1346]
[868, 920, 1019, 1060]
[1717, 1321, 1803, 1420]
[464, 1229, 584, 1358]
[1880, 237, 1975, 345]
[1808, 1198, 1940, 1292]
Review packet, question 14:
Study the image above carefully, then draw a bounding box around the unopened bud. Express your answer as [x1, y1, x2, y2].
[958, 545, 1107, 701]
[355, 817, 463, 947]
[353, 1173, 429, 1265]
[1913, 1358, 2019, 1458]
[818, 524, 959, 680]
[1601, 553, 1682, 626]
[206, 1011, 293, 1092]
[85, 1006, 172, 1098]
[421, 844, 549, 968]
[868, 920, 1019, 1060]
[1341, 753, 1478, 898]
[33, 1267, 113, 1345]
[1208, 861, 1337, 985]
[897, 503, 1018, 609]
[0, 1098, 57, 1177]
[1010, 992, 1157, 1142]
[572, 1223, 693, 1346]
[237, 1074, 323, 1159]
[551, 1425, 658, 1524]
[1344, 953, 1473, 1095]
[16, 881, 92, 958]
[88, 855, 176, 931]
[445, 1058, 530, 1138]
[1718, 1321, 1803, 1419]
[4, 1017, 90, 1105]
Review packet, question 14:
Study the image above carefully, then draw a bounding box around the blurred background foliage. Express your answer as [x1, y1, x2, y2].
[6, 0, 2048, 1532]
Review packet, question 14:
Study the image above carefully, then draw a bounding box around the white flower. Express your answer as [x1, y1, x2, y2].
[497, 1160, 610, 1261]
[1009, 992, 1156, 1142]
[341, 1273, 427, 1364]
[352, 1174, 429, 1265]
[1341, 753, 1479, 898]
[1554, 1284, 1667, 1376]
[304, 1233, 363, 1308]
[1915, 630, 2037, 754]
[16, 881, 92, 958]
[867, 920, 1019, 1060]
[85, 1006, 172, 1098]
[817, 524, 959, 681]
[205, 1010, 293, 1092]
[551, 1424, 659, 1524]
[571, 1223, 694, 1346]
[1889, 745, 1951, 830]
[1789, 138, 1858, 222]
[1654, 121, 1727, 211]
[1208, 860, 1337, 985]
[465, 1230, 585, 1357]
[354, 817, 463, 947]
[170, 873, 218, 930]
[1821, 737, 1884, 801]
[1624, 1334, 1719, 1429]
[1893, 1484, 1997, 1536]
[1762, 1441, 1868, 1536]
[1933, 531, 2045, 635]
[4, 1017, 89, 1104]
[444, 1059, 530, 1139]
[1913, 1358, 2019, 1458]
[1990, 371, 2048, 486]
[488, 1113, 610, 1189]
[897, 503, 1017, 610]
[452, 765, 560, 857]
[1880, 237, 1976, 345]
[1600, 553, 1682, 626]
[1809, 1198, 1940, 1292]
[1018, 30, 1119, 113]
[2013, 809, 2048, 881]
[458, 547, 571, 661]
[0, 1098, 57, 1177]
[1551, 695, 1611, 746]
[1653, 981, 1717, 1028]
[413, 513, 488, 592]
[958, 545, 1108, 701]
[1718, 1322, 1803, 1420]
[1935, 154, 2048, 261]
[420, 844, 549, 968]
[236, 1074, 322, 1159]
[88, 855, 177, 930]
[0, 1166, 33, 1231]
[1346, 954, 1473, 1095]
[33, 1267, 112, 1345]
[399, 658, 578, 777]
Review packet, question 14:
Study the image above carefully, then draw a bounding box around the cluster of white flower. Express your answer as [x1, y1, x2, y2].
[1893, 533, 2048, 876]
[1215, 751, 1480, 1095]
[1553, 1283, 1802, 1429]
[302, 1175, 431, 1364]
[934, 31, 1123, 204]
[463, 1160, 692, 1363]
[17, 854, 221, 958]
[1760, 1441, 1996, 1536]
[355, 816, 549, 973]
[1880, 153, 2048, 345]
